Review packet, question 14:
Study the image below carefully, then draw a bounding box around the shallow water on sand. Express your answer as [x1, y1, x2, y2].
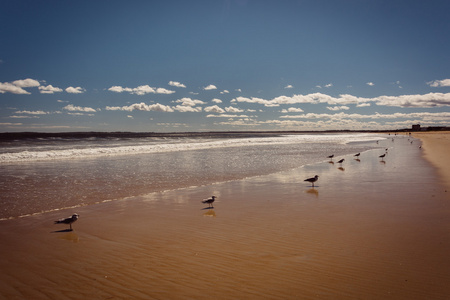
[0, 133, 384, 219]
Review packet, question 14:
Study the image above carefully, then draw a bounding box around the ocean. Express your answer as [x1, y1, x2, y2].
[0, 132, 385, 220]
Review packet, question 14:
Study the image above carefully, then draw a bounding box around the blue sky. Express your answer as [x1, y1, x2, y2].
[1, 0, 449, 132]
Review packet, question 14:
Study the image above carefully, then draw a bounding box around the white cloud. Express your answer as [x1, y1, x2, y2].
[327, 106, 349, 111]
[174, 105, 202, 112]
[63, 104, 96, 112]
[108, 86, 127, 93]
[108, 85, 175, 95]
[0, 82, 30, 94]
[427, 79, 450, 87]
[66, 86, 86, 94]
[281, 107, 304, 113]
[203, 84, 217, 90]
[156, 88, 176, 94]
[206, 114, 249, 118]
[12, 78, 40, 87]
[168, 81, 186, 88]
[234, 96, 276, 107]
[39, 85, 63, 94]
[105, 102, 174, 112]
[67, 112, 95, 117]
[175, 97, 206, 106]
[212, 98, 222, 104]
[284, 85, 293, 89]
[0, 122, 23, 126]
[133, 85, 156, 95]
[235, 89, 242, 92]
[220, 90, 230, 94]
[356, 103, 371, 107]
[225, 106, 244, 113]
[215, 119, 259, 127]
[316, 83, 333, 88]
[10, 115, 39, 119]
[366, 82, 375, 86]
[15, 110, 47, 115]
[204, 105, 225, 113]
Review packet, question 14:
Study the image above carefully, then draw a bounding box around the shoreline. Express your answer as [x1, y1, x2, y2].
[1, 132, 449, 299]
[1, 129, 448, 141]
[413, 131, 450, 190]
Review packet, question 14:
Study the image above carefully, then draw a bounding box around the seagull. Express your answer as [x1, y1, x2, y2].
[337, 158, 345, 164]
[379, 153, 386, 160]
[354, 153, 360, 157]
[54, 213, 79, 231]
[327, 154, 334, 159]
[202, 196, 216, 208]
[304, 175, 319, 187]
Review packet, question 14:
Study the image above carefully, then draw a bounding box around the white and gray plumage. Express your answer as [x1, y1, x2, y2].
[202, 196, 216, 208]
[304, 175, 319, 187]
[54, 213, 79, 230]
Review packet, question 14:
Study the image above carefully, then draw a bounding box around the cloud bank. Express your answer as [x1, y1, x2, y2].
[234, 92, 450, 108]
[108, 85, 175, 95]
[427, 79, 450, 87]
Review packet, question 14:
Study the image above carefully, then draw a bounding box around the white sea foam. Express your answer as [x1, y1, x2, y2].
[0, 133, 382, 163]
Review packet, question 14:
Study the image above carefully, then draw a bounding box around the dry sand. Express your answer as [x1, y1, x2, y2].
[1, 133, 450, 299]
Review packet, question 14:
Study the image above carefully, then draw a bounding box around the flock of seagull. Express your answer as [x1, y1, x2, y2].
[304, 145, 390, 189]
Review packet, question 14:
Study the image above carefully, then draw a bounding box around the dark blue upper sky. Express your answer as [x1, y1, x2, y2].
[1, 0, 449, 132]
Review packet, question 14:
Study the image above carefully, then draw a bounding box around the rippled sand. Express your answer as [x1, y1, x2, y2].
[1, 133, 449, 299]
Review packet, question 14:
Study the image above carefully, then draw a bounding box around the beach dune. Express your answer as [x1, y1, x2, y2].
[0, 132, 449, 299]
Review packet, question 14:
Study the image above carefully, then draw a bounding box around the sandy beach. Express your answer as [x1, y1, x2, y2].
[413, 131, 450, 190]
[1, 132, 450, 299]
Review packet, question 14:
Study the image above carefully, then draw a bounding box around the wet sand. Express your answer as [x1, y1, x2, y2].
[1, 133, 450, 299]
[413, 131, 450, 189]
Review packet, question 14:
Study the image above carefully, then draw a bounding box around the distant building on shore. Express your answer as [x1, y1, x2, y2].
[412, 124, 421, 131]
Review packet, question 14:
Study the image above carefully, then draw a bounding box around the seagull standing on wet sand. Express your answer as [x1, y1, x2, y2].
[327, 154, 334, 159]
[354, 153, 360, 157]
[54, 213, 79, 231]
[337, 158, 345, 164]
[379, 153, 386, 160]
[202, 196, 216, 208]
[304, 175, 319, 187]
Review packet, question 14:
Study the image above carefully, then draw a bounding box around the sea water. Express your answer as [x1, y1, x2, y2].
[0, 133, 385, 219]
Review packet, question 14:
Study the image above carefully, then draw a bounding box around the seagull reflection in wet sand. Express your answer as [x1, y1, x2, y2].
[202, 196, 216, 208]
[306, 188, 319, 197]
[54, 213, 79, 231]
